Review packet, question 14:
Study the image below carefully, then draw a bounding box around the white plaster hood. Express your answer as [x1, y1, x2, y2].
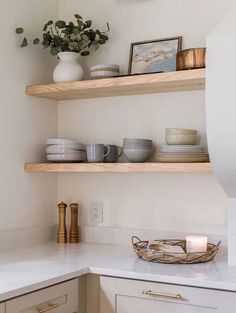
[206, 4, 236, 264]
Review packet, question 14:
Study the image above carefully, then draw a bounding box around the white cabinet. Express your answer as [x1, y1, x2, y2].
[100, 276, 236, 313]
[6, 279, 78, 313]
[0, 303, 5, 313]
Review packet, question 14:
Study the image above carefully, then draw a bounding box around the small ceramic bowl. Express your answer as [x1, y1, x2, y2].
[166, 134, 197, 145]
[166, 128, 197, 135]
[123, 138, 153, 145]
[123, 148, 152, 162]
[90, 64, 120, 72]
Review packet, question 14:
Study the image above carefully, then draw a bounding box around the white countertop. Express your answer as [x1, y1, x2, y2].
[0, 242, 236, 302]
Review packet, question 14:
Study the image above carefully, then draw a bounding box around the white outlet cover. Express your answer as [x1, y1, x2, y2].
[90, 202, 103, 224]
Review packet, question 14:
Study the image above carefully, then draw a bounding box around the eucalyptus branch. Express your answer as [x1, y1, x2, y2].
[15, 14, 110, 56]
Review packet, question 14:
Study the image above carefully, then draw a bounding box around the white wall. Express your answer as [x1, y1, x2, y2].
[57, 0, 234, 237]
[0, 0, 58, 244]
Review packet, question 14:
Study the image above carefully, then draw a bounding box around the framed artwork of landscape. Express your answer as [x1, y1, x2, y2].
[128, 36, 182, 75]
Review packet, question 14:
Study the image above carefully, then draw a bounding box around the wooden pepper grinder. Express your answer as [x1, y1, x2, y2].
[57, 202, 67, 243]
[69, 203, 79, 243]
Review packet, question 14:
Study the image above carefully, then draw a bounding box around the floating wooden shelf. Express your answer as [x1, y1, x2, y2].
[25, 162, 212, 173]
[26, 69, 205, 101]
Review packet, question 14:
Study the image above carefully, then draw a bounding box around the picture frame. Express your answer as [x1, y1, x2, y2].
[128, 36, 182, 75]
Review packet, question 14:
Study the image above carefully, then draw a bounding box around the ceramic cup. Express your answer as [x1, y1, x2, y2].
[86, 144, 110, 163]
[104, 145, 123, 163]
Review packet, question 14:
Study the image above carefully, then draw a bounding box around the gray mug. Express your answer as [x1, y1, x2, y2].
[104, 145, 123, 163]
[86, 144, 110, 163]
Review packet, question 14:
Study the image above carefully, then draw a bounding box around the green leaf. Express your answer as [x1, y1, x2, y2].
[98, 39, 105, 45]
[77, 19, 84, 27]
[85, 20, 92, 28]
[55, 20, 66, 28]
[100, 34, 108, 40]
[50, 48, 59, 56]
[47, 20, 53, 26]
[69, 42, 79, 51]
[33, 38, 40, 45]
[21, 37, 28, 48]
[73, 28, 80, 35]
[69, 22, 75, 28]
[16, 27, 24, 34]
[75, 14, 82, 19]
[81, 51, 89, 56]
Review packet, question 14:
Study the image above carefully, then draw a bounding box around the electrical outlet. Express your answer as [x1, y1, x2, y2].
[90, 202, 103, 224]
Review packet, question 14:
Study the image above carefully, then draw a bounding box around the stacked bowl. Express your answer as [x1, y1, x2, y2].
[90, 64, 120, 79]
[46, 139, 86, 162]
[155, 129, 209, 163]
[166, 128, 198, 145]
[123, 138, 153, 162]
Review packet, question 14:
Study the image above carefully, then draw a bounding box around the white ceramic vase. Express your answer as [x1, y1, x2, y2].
[53, 52, 84, 83]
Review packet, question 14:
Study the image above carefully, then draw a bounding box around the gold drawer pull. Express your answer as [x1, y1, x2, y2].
[36, 303, 60, 313]
[142, 290, 184, 301]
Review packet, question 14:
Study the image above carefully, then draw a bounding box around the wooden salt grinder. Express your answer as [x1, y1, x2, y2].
[69, 203, 79, 243]
[57, 202, 67, 244]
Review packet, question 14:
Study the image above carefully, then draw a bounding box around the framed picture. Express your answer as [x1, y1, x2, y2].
[128, 36, 182, 75]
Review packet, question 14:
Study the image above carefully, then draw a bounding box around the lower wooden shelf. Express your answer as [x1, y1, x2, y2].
[25, 163, 212, 173]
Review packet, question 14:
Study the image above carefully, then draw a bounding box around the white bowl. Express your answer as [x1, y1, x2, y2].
[123, 148, 152, 162]
[46, 142, 86, 150]
[166, 128, 197, 135]
[123, 138, 153, 145]
[46, 146, 86, 154]
[47, 138, 77, 146]
[90, 64, 120, 72]
[47, 153, 86, 162]
[91, 71, 119, 78]
[166, 134, 198, 145]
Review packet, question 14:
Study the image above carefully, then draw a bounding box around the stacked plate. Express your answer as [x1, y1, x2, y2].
[90, 64, 120, 79]
[46, 139, 86, 163]
[156, 145, 209, 163]
[154, 128, 209, 163]
[123, 138, 153, 162]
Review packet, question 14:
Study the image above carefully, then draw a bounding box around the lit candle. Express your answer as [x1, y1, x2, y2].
[186, 236, 208, 253]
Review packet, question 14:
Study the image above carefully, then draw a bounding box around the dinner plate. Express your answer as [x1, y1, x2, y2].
[46, 146, 86, 154]
[156, 153, 209, 163]
[47, 153, 86, 162]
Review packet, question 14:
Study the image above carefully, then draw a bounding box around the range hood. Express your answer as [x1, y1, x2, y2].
[206, 4, 236, 265]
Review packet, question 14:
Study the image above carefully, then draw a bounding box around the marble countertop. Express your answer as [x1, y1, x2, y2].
[0, 242, 236, 302]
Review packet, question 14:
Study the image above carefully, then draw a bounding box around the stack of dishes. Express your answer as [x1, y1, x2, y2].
[155, 129, 209, 163]
[46, 139, 86, 163]
[123, 138, 153, 162]
[90, 64, 120, 79]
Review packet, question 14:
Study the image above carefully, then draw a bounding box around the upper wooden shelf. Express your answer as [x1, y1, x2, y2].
[25, 162, 212, 173]
[26, 69, 206, 101]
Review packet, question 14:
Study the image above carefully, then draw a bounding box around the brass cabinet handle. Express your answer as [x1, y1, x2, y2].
[142, 290, 184, 301]
[36, 303, 60, 313]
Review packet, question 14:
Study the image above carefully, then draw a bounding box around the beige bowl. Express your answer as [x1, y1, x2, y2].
[166, 128, 197, 135]
[166, 134, 198, 145]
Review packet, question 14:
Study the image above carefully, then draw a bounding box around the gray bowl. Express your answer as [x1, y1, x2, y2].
[123, 138, 153, 145]
[123, 148, 152, 162]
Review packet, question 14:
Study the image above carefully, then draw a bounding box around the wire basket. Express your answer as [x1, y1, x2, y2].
[132, 236, 221, 264]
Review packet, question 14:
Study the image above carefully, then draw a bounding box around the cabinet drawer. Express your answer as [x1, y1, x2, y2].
[6, 279, 78, 313]
[0, 303, 5, 313]
[100, 276, 236, 313]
